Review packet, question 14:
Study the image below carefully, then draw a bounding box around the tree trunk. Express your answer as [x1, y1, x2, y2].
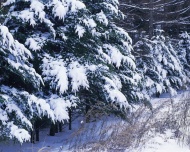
[30, 130, 35, 143]
[55, 122, 59, 133]
[35, 120, 40, 141]
[156, 92, 160, 98]
[149, 0, 154, 38]
[49, 123, 55, 136]
[59, 122, 62, 132]
[69, 109, 72, 130]
[85, 104, 91, 123]
[30, 121, 35, 143]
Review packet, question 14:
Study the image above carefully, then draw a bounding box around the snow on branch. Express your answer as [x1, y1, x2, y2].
[0, 25, 43, 88]
[42, 54, 69, 94]
[47, 94, 78, 122]
[51, 0, 85, 21]
[68, 61, 89, 93]
[103, 76, 129, 108]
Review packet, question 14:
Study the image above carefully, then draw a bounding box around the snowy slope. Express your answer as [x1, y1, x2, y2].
[1, 90, 190, 152]
[129, 90, 190, 152]
[130, 130, 190, 152]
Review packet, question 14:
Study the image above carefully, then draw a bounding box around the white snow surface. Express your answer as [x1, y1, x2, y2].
[128, 130, 190, 152]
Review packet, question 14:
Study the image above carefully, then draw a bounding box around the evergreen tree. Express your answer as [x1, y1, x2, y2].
[2, 0, 144, 119]
[0, 25, 57, 143]
[134, 30, 188, 97]
[177, 32, 190, 78]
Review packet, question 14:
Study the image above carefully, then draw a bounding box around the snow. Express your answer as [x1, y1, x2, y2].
[180, 31, 190, 39]
[28, 94, 55, 119]
[75, 24, 86, 38]
[129, 130, 190, 152]
[112, 75, 122, 90]
[0, 25, 43, 88]
[42, 56, 90, 94]
[51, 0, 85, 21]
[70, 0, 86, 12]
[0, 26, 13, 46]
[96, 11, 108, 26]
[0, 25, 32, 59]
[103, 77, 129, 108]
[146, 77, 154, 87]
[2, 0, 190, 151]
[123, 56, 136, 70]
[82, 18, 97, 29]
[6, 103, 32, 129]
[48, 95, 71, 122]
[42, 55, 69, 94]
[25, 38, 41, 51]
[156, 83, 163, 94]
[30, 0, 45, 22]
[103, 2, 119, 15]
[3, 0, 15, 6]
[19, 10, 36, 26]
[97, 46, 112, 64]
[8, 123, 31, 144]
[116, 26, 132, 44]
[0, 108, 8, 125]
[68, 61, 89, 93]
[52, 1, 68, 20]
[1, 90, 190, 151]
[119, 74, 136, 85]
[168, 87, 177, 96]
[86, 64, 97, 72]
[103, 44, 124, 68]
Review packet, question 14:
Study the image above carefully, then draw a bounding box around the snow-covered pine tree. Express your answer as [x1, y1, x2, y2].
[134, 30, 188, 97]
[3, 0, 144, 119]
[133, 35, 160, 97]
[177, 32, 190, 77]
[0, 25, 60, 143]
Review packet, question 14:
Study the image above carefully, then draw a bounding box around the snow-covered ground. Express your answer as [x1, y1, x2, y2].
[1, 90, 190, 152]
[130, 130, 190, 152]
[130, 90, 190, 152]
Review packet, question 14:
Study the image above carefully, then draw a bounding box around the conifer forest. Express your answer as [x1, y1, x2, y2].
[0, 0, 190, 151]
